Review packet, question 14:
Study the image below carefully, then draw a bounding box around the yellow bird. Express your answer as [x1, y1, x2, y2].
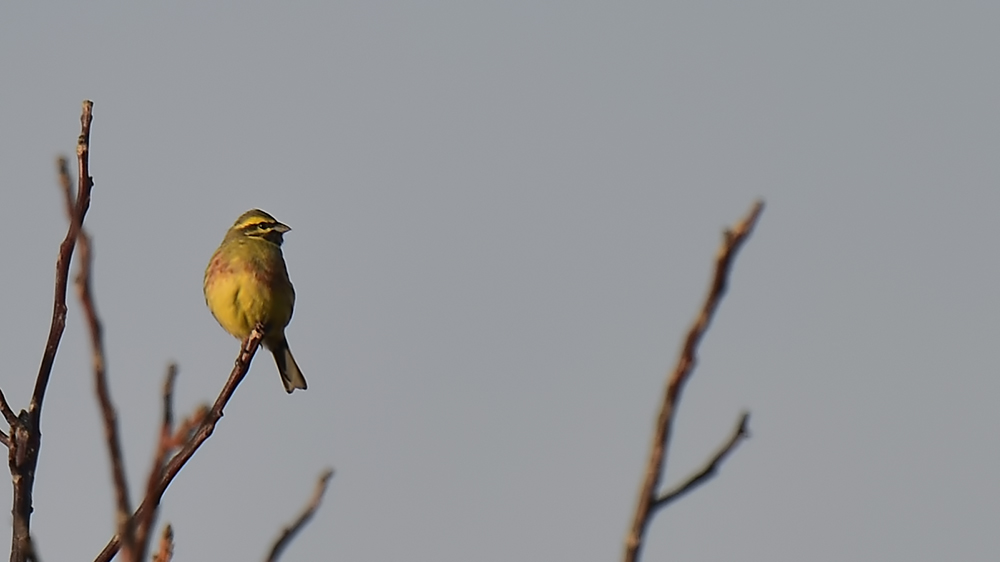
[204, 209, 307, 393]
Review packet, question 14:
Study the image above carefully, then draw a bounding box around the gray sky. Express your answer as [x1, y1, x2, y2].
[1, 2, 999, 561]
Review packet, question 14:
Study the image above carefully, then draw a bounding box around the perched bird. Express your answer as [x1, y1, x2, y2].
[204, 209, 307, 393]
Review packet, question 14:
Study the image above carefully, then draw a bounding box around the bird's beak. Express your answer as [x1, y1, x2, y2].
[274, 222, 291, 233]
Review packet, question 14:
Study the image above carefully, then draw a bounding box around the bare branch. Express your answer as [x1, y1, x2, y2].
[0, 388, 14, 448]
[0, 388, 18, 429]
[151, 525, 173, 562]
[161, 364, 178, 432]
[623, 201, 763, 562]
[265, 469, 335, 562]
[94, 327, 266, 562]
[76, 228, 135, 561]
[157, 327, 265, 498]
[0, 388, 15, 448]
[653, 412, 750, 509]
[8, 100, 94, 562]
[133, 365, 178, 560]
[30, 99, 94, 420]
[56, 156, 74, 220]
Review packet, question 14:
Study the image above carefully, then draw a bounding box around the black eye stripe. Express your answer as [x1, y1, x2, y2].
[241, 221, 277, 232]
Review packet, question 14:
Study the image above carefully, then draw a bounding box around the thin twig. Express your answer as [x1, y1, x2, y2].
[133, 364, 179, 561]
[56, 156, 74, 220]
[76, 228, 135, 562]
[653, 412, 750, 509]
[94, 327, 266, 562]
[8, 100, 94, 562]
[169, 406, 208, 449]
[0, 388, 18, 428]
[161, 365, 178, 432]
[0, 388, 15, 447]
[30, 100, 94, 420]
[151, 525, 173, 562]
[623, 200, 763, 562]
[265, 469, 335, 562]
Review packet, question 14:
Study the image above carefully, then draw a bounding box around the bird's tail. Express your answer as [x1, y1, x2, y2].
[270, 337, 307, 393]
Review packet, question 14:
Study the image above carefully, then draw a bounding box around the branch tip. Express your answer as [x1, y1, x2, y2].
[151, 524, 174, 562]
[265, 469, 336, 562]
[653, 412, 751, 509]
[623, 201, 762, 562]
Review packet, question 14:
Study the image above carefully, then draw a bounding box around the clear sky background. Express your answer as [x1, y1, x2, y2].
[1, 2, 999, 561]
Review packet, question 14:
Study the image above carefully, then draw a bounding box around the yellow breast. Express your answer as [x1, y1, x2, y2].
[204, 237, 294, 340]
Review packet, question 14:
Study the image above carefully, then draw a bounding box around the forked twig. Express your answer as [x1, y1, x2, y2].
[653, 412, 750, 509]
[4, 101, 94, 562]
[623, 201, 763, 562]
[94, 327, 266, 562]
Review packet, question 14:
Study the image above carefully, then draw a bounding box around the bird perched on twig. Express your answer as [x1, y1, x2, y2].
[204, 209, 307, 393]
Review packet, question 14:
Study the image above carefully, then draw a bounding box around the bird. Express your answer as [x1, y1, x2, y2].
[204, 209, 307, 393]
